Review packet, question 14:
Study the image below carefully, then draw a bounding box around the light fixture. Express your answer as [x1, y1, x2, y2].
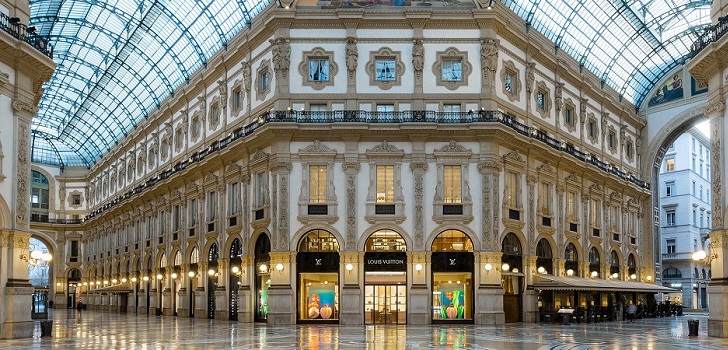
[56, 282, 61, 287]
[83, 282, 88, 286]
[259, 264, 268, 273]
[142, 276, 150, 281]
[156, 274, 163, 280]
[590, 271, 598, 278]
[208, 269, 216, 276]
[537, 266, 546, 274]
[112, 279, 118, 284]
[121, 277, 128, 283]
[345, 263, 354, 274]
[566, 269, 574, 277]
[630, 273, 637, 280]
[188, 271, 197, 278]
[232, 266, 240, 274]
[485, 263, 493, 274]
[646, 275, 652, 281]
[501, 263, 510, 272]
[415, 264, 423, 274]
[512, 268, 519, 274]
[486, 0, 494, 10]
[131, 277, 138, 283]
[611, 272, 618, 279]
[275, 263, 284, 274]
[103, 280, 109, 285]
[171, 273, 178, 279]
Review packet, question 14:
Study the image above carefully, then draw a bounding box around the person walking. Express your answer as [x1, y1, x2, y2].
[627, 302, 638, 323]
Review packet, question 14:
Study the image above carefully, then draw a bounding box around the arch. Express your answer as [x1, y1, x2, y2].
[157, 251, 167, 269]
[202, 237, 220, 261]
[29, 230, 57, 257]
[589, 247, 601, 265]
[627, 253, 637, 274]
[185, 240, 200, 265]
[363, 229, 408, 252]
[30, 165, 57, 217]
[189, 246, 199, 265]
[223, 233, 244, 258]
[425, 223, 480, 251]
[501, 232, 523, 256]
[248, 229, 271, 257]
[291, 223, 345, 253]
[172, 249, 182, 266]
[208, 242, 219, 262]
[430, 229, 474, 252]
[565, 242, 579, 262]
[536, 238, 553, 259]
[609, 250, 621, 267]
[499, 228, 527, 254]
[358, 224, 413, 252]
[0, 194, 11, 227]
[662, 267, 682, 279]
[67, 268, 82, 281]
[131, 255, 141, 273]
[230, 238, 243, 258]
[297, 229, 340, 252]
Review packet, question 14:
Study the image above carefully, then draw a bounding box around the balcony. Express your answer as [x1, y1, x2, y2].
[30, 216, 83, 224]
[690, 15, 728, 58]
[0, 13, 53, 59]
[662, 252, 693, 260]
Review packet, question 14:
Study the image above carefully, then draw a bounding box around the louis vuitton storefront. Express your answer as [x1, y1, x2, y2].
[363, 230, 408, 325]
[296, 230, 340, 323]
[430, 230, 474, 323]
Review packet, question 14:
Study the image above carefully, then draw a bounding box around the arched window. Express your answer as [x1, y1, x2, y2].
[208, 243, 218, 262]
[298, 230, 339, 252]
[535, 239, 552, 274]
[501, 233, 522, 272]
[173, 251, 182, 266]
[564, 243, 579, 276]
[68, 268, 82, 282]
[662, 267, 682, 279]
[190, 247, 199, 264]
[432, 230, 473, 252]
[609, 251, 619, 275]
[627, 254, 636, 275]
[30, 170, 50, 222]
[694, 267, 699, 278]
[365, 230, 406, 252]
[589, 247, 600, 278]
[159, 253, 167, 269]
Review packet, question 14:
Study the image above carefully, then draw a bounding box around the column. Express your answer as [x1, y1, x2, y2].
[475, 251, 505, 325]
[408, 251, 429, 325]
[214, 259, 228, 320]
[237, 256, 253, 322]
[266, 252, 294, 325]
[339, 251, 362, 325]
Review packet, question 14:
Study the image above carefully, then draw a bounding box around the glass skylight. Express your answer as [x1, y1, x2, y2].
[501, 0, 711, 106]
[29, 0, 272, 167]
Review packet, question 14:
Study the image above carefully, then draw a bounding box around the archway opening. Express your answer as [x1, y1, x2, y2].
[254, 234, 271, 322]
[296, 229, 340, 323]
[229, 238, 242, 321]
[363, 229, 407, 325]
[431, 229, 473, 323]
[501, 232, 523, 323]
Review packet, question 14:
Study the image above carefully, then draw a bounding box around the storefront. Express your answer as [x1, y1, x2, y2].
[296, 229, 340, 323]
[501, 232, 523, 323]
[431, 230, 474, 323]
[363, 230, 407, 325]
[229, 238, 242, 321]
[254, 234, 271, 322]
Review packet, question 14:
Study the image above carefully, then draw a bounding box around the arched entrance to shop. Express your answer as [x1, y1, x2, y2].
[229, 238, 242, 321]
[207, 243, 219, 319]
[254, 234, 271, 322]
[363, 229, 407, 325]
[188, 247, 199, 318]
[67, 268, 82, 309]
[501, 232, 523, 323]
[296, 229, 340, 323]
[430, 229, 474, 323]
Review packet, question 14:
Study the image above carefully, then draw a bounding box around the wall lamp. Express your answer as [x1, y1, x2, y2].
[346, 263, 354, 274]
[485, 263, 493, 274]
[275, 263, 284, 274]
[259, 264, 268, 273]
[415, 263, 423, 274]
[630, 273, 637, 280]
[590, 271, 598, 278]
[537, 266, 546, 274]
[486, 0, 494, 10]
[566, 269, 574, 277]
[171, 272, 178, 279]
[501, 263, 510, 272]
[188, 270, 197, 278]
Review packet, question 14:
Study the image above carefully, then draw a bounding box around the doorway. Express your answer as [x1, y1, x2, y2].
[364, 284, 407, 324]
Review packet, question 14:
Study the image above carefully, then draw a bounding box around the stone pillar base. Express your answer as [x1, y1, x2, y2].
[137, 306, 147, 314]
[195, 309, 207, 319]
[215, 310, 228, 320]
[339, 285, 362, 325]
[0, 321, 33, 340]
[408, 285, 430, 325]
[523, 290, 538, 323]
[475, 285, 505, 325]
[709, 319, 728, 337]
[127, 306, 136, 314]
[266, 285, 293, 325]
[238, 287, 253, 323]
[162, 308, 174, 316]
[708, 283, 728, 337]
[177, 308, 189, 317]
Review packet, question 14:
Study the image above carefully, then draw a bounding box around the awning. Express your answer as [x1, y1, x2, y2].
[532, 275, 679, 293]
[89, 283, 133, 293]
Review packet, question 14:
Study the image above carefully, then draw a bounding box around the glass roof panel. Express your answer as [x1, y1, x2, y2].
[29, 0, 273, 166]
[501, 0, 711, 107]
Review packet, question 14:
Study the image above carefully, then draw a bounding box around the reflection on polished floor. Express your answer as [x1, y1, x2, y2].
[2, 310, 728, 349]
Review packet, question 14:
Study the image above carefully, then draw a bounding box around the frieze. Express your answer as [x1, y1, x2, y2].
[269, 160, 292, 172]
[409, 161, 428, 172]
[434, 140, 471, 154]
[705, 97, 726, 116]
[536, 162, 555, 175]
[502, 151, 524, 164]
[299, 140, 337, 155]
[564, 173, 580, 184]
[478, 157, 502, 172]
[342, 162, 360, 173]
[366, 141, 404, 155]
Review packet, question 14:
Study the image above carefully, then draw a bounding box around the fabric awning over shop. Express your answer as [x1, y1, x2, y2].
[533, 275, 678, 293]
[89, 283, 133, 293]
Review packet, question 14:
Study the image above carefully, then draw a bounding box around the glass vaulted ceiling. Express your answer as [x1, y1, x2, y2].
[28, 0, 271, 167]
[502, 0, 711, 106]
[28, 0, 710, 167]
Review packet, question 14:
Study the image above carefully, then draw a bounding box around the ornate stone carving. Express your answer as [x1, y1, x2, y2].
[712, 122, 722, 228]
[536, 162, 554, 175]
[15, 123, 30, 228]
[279, 173, 289, 250]
[525, 62, 536, 98]
[554, 82, 564, 113]
[12, 99, 38, 115]
[412, 38, 424, 74]
[298, 47, 339, 90]
[478, 157, 502, 172]
[435, 140, 470, 153]
[579, 98, 588, 125]
[565, 173, 579, 183]
[345, 37, 358, 77]
[481, 37, 499, 90]
[705, 96, 726, 115]
[502, 150, 524, 164]
[345, 171, 357, 250]
[299, 140, 337, 154]
[365, 47, 405, 90]
[241, 61, 252, 93]
[366, 140, 404, 154]
[270, 37, 291, 73]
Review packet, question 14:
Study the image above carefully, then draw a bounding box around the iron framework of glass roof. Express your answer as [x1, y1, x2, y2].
[501, 0, 711, 107]
[28, 0, 711, 167]
[29, 0, 272, 167]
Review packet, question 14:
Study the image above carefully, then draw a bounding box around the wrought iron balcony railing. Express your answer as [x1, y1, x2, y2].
[86, 109, 650, 221]
[0, 12, 53, 59]
[690, 15, 728, 58]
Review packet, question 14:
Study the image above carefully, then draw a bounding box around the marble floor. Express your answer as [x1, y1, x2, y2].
[1, 310, 727, 349]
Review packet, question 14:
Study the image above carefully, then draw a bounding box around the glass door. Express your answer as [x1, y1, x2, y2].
[364, 285, 406, 324]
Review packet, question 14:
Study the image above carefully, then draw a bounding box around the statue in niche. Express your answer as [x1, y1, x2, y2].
[480, 38, 499, 87]
[412, 38, 424, 73]
[345, 37, 358, 75]
[270, 37, 290, 72]
[242, 61, 252, 93]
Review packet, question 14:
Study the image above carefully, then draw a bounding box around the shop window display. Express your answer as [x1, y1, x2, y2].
[300, 273, 338, 320]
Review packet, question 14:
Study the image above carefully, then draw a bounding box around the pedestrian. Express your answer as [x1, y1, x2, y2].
[627, 302, 637, 323]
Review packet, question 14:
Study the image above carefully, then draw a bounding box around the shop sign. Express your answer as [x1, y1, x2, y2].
[297, 252, 340, 272]
[364, 252, 407, 271]
[431, 252, 474, 272]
